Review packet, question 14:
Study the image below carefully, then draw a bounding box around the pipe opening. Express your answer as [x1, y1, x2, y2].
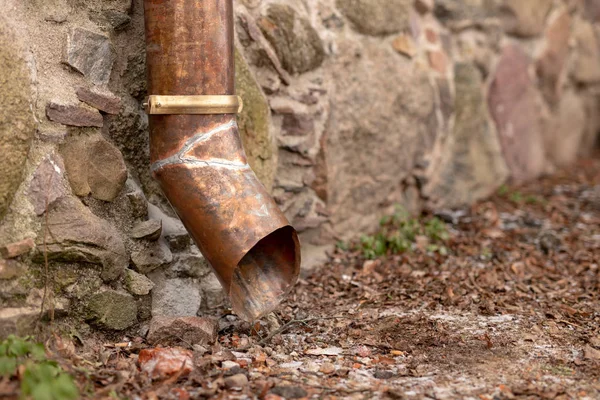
[230, 226, 300, 321]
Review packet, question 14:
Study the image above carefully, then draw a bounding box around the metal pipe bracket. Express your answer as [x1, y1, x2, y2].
[144, 95, 243, 115]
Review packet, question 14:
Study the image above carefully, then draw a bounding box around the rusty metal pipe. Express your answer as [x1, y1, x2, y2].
[143, 0, 300, 321]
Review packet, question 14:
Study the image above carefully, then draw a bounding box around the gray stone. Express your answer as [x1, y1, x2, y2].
[46, 102, 103, 127]
[325, 42, 436, 237]
[224, 374, 249, 389]
[171, 250, 210, 278]
[86, 290, 137, 330]
[130, 219, 162, 241]
[131, 239, 173, 274]
[258, 4, 325, 74]
[0, 19, 36, 220]
[336, 0, 412, 36]
[125, 178, 148, 220]
[124, 269, 155, 296]
[27, 154, 68, 216]
[146, 316, 218, 346]
[37, 196, 128, 282]
[488, 45, 546, 182]
[65, 28, 115, 85]
[89, 10, 131, 32]
[149, 270, 201, 317]
[76, 86, 121, 114]
[0, 308, 38, 337]
[543, 91, 586, 167]
[424, 63, 508, 207]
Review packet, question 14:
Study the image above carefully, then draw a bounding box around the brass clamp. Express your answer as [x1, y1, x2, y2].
[143, 95, 243, 115]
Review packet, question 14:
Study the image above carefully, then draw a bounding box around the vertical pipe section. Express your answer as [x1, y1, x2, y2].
[143, 0, 300, 321]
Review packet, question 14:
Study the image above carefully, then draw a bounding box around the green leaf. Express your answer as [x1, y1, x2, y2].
[0, 356, 17, 376]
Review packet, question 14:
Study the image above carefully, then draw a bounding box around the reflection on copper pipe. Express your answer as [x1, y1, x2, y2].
[143, 0, 300, 321]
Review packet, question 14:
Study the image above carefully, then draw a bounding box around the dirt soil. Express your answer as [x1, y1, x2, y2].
[4, 158, 600, 399]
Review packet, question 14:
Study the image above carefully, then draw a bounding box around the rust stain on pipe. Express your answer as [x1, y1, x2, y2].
[143, 0, 300, 321]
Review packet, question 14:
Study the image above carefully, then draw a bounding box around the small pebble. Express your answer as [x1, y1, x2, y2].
[224, 373, 248, 389]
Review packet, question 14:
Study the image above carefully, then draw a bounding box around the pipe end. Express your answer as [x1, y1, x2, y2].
[229, 226, 301, 321]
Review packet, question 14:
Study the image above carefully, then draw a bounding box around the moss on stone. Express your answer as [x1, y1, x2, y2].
[86, 290, 137, 331]
[235, 48, 275, 192]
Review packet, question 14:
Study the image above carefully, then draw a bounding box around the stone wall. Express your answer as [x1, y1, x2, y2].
[1, 0, 599, 333]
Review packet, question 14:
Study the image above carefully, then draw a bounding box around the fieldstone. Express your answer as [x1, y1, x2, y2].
[258, 4, 325, 74]
[38, 196, 128, 282]
[171, 251, 211, 278]
[423, 63, 508, 207]
[535, 9, 572, 104]
[46, 102, 103, 127]
[235, 49, 275, 191]
[543, 91, 586, 167]
[199, 272, 226, 311]
[125, 269, 155, 296]
[499, 0, 553, 37]
[0, 259, 26, 280]
[125, 178, 148, 219]
[88, 136, 128, 201]
[392, 34, 418, 58]
[326, 42, 436, 237]
[102, 0, 132, 13]
[130, 220, 162, 241]
[61, 134, 127, 201]
[76, 86, 121, 114]
[488, 45, 546, 182]
[0, 18, 36, 220]
[571, 20, 600, 84]
[27, 154, 68, 216]
[147, 316, 218, 346]
[131, 239, 173, 274]
[0, 238, 35, 259]
[65, 28, 115, 85]
[0, 308, 38, 337]
[336, 0, 412, 36]
[86, 290, 137, 330]
[149, 271, 201, 317]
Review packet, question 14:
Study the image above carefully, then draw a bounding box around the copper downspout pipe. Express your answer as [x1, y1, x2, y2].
[143, 0, 300, 321]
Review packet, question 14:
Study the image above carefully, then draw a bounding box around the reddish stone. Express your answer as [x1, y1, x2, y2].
[0, 238, 35, 259]
[76, 86, 121, 114]
[147, 316, 218, 347]
[427, 50, 447, 74]
[138, 347, 193, 379]
[488, 45, 546, 182]
[27, 154, 67, 216]
[46, 102, 103, 127]
[424, 28, 438, 44]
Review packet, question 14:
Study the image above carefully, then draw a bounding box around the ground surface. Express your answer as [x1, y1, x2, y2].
[4, 159, 600, 399]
